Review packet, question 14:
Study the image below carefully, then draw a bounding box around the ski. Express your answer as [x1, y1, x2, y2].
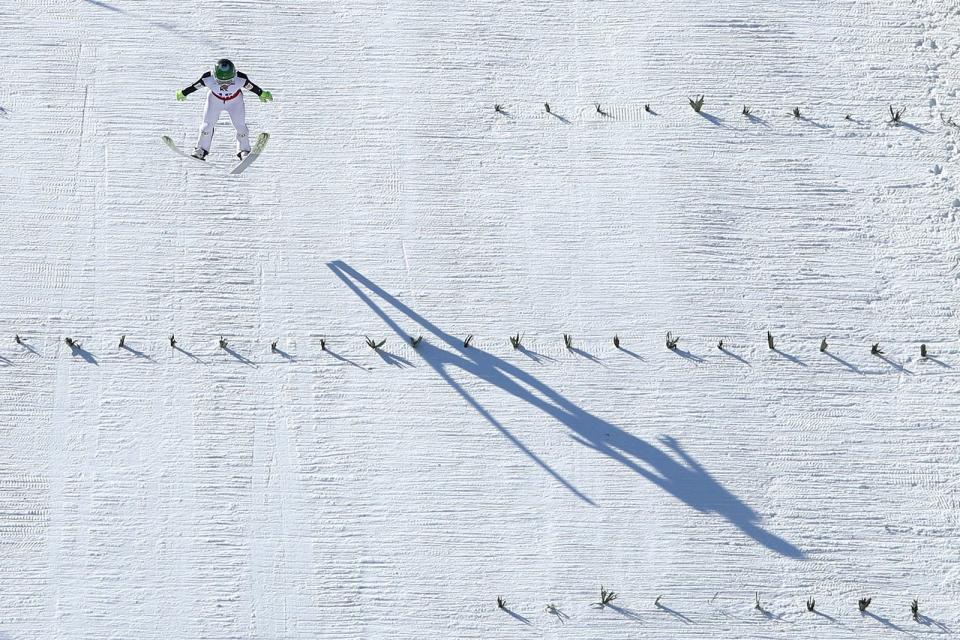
[161, 135, 210, 164]
[229, 132, 270, 175]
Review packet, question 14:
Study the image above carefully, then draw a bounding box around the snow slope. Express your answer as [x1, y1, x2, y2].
[1, 0, 960, 637]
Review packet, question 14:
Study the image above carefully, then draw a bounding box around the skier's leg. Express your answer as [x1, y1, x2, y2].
[226, 97, 250, 155]
[195, 93, 220, 154]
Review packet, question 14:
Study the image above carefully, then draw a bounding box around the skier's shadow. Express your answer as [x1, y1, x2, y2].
[328, 261, 804, 558]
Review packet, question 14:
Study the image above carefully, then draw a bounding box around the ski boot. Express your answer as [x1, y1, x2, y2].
[236, 150, 250, 161]
[192, 147, 208, 161]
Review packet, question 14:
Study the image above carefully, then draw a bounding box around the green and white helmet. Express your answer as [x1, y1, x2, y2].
[214, 58, 236, 82]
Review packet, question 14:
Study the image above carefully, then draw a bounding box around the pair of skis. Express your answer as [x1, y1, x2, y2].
[161, 132, 269, 175]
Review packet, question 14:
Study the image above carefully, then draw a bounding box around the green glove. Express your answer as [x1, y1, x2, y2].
[259, 90, 273, 103]
[176, 90, 186, 101]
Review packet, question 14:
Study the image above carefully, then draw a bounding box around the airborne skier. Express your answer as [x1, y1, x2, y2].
[176, 59, 273, 161]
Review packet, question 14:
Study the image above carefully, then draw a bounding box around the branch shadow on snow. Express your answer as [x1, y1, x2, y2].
[923, 355, 951, 369]
[328, 261, 805, 559]
[656, 602, 694, 624]
[569, 347, 605, 366]
[719, 347, 750, 367]
[69, 343, 98, 365]
[875, 354, 911, 375]
[606, 603, 643, 622]
[822, 350, 860, 374]
[17, 339, 39, 356]
[325, 349, 367, 370]
[671, 346, 705, 363]
[795, 115, 830, 130]
[172, 344, 204, 364]
[863, 610, 907, 633]
[377, 349, 414, 368]
[503, 608, 532, 625]
[121, 343, 155, 363]
[272, 346, 296, 362]
[810, 608, 838, 623]
[518, 346, 556, 364]
[617, 346, 645, 361]
[223, 345, 257, 367]
[918, 614, 951, 633]
[698, 111, 725, 127]
[896, 121, 929, 134]
[772, 348, 806, 367]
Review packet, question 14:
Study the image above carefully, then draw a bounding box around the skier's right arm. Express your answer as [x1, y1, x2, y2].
[176, 72, 211, 100]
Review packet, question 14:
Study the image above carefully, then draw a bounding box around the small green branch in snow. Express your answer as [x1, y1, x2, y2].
[806, 597, 816, 612]
[366, 336, 386, 350]
[742, 105, 751, 116]
[792, 106, 801, 118]
[889, 105, 905, 124]
[595, 103, 608, 116]
[271, 339, 278, 352]
[644, 104, 653, 113]
[494, 104, 504, 114]
[858, 597, 871, 612]
[920, 344, 927, 358]
[717, 339, 724, 350]
[497, 596, 506, 609]
[688, 95, 705, 112]
[410, 335, 422, 348]
[594, 586, 617, 607]
[219, 336, 228, 350]
[463, 334, 474, 349]
[666, 332, 679, 350]
[118, 335, 125, 349]
[754, 592, 763, 611]
[911, 598, 919, 621]
[613, 334, 621, 349]
[14, 334, 21, 345]
[655, 595, 663, 608]
[563, 333, 573, 349]
[320, 339, 326, 351]
[544, 102, 551, 114]
[510, 333, 522, 350]
[870, 342, 883, 356]
[767, 331, 775, 350]
[169, 334, 177, 348]
[64, 337, 78, 349]
[819, 337, 828, 352]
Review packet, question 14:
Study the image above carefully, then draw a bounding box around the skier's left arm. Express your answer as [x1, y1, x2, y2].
[238, 72, 273, 102]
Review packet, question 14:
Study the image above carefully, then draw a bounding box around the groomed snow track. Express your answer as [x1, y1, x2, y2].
[1, 0, 960, 637]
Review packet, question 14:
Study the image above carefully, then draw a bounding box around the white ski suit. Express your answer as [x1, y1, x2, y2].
[180, 71, 265, 154]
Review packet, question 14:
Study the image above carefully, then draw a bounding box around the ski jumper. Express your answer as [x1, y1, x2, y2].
[180, 71, 265, 154]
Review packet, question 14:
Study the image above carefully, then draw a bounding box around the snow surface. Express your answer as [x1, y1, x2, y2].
[2, 0, 960, 637]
